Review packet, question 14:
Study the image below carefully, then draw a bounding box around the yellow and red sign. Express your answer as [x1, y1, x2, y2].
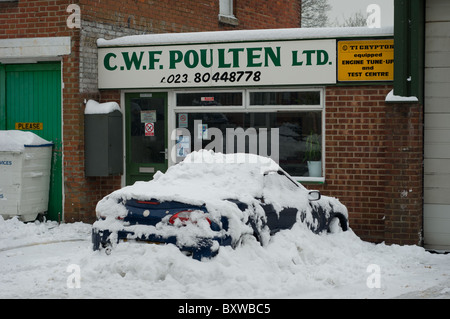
[338, 39, 394, 82]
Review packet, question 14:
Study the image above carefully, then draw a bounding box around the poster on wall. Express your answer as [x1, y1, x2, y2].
[337, 39, 394, 82]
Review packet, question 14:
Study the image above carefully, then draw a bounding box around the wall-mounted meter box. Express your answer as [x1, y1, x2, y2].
[84, 100, 123, 176]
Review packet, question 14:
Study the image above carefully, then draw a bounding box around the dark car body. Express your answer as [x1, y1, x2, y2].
[92, 152, 348, 260]
[93, 199, 233, 259]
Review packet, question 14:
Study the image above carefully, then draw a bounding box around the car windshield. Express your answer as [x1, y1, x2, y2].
[264, 171, 300, 192]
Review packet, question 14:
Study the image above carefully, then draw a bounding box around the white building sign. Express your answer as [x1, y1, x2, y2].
[98, 39, 336, 89]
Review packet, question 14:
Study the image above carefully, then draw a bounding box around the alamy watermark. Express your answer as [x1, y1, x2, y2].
[66, 4, 81, 29]
[171, 120, 280, 164]
[366, 4, 381, 28]
[66, 264, 81, 289]
[366, 264, 381, 289]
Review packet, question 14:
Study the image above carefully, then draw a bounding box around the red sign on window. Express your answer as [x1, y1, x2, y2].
[145, 123, 154, 136]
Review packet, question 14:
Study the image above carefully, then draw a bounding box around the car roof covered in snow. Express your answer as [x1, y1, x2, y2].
[96, 150, 313, 217]
[104, 150, 282, 202]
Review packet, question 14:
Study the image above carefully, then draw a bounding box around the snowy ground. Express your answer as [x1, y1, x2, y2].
[1, 216, 449, 299]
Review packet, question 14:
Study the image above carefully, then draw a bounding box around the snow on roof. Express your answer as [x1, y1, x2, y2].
[97, 26, 394, 47]
[84, 99, 121, 114]
[0, 130, 52, 152]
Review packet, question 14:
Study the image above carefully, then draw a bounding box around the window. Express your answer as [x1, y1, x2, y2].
[174, 89, 324, 181]
[250, 91, 320, 106]
[219, 0, 239, 26]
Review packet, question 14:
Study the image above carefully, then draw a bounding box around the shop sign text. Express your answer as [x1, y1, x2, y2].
[98, 39, 336, 88]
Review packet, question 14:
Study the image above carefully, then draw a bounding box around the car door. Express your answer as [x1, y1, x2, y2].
[261, 170, 299, 234]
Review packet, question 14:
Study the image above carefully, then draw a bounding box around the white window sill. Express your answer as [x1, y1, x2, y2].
[218, 14, 239, 26]
[296, 177, 325, 184]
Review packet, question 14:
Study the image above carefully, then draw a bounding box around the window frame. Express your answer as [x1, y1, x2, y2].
[175, 91, 244, 109]
[246, 88, 323, 112]
[218, 0, 239, 26]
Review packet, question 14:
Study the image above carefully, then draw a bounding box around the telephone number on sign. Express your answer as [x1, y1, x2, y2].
[160, 71, 262, 84]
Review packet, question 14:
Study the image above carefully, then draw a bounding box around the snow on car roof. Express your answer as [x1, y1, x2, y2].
[103, 150, 281, 203]
[96, 150, 311, 219]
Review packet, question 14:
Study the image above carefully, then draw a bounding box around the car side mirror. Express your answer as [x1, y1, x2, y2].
[308, 190, 321, 201]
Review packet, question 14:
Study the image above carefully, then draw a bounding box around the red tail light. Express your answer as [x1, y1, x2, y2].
[169, 210, 211, 226]
[99, 215, 124, 220]
[136, 200, 160, 205]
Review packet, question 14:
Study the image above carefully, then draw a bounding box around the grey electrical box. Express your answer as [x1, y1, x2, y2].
[85, 110, 123, 176]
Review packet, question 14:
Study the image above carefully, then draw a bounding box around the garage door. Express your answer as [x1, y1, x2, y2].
[424, 2, 450, 250]
[0, 62, 62, 221]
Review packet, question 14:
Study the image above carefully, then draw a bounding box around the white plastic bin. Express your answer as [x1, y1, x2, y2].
[0, 131, 53, 222]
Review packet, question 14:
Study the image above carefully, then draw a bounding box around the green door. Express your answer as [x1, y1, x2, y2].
[125, 92, 168, 185]
[0, 62, 63, 221]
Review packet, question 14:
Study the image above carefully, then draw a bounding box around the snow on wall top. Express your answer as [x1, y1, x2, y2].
[84, 99, 121, 114]
[385, 89, 419, 103]
[0, 131, 52, 152]
[97, 27, 394, 47]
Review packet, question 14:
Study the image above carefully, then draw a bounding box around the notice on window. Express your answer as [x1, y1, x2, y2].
[145, 122, 154, 136]
[338, 39, 394, 82]
[141, 110, 157, 123]
[178, 113, 188, 128]
[176, 135, 190, 158]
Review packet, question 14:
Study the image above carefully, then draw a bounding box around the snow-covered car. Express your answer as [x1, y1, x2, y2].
[92, 150, 348, 260]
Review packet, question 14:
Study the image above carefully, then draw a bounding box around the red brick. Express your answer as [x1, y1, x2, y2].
[318, 85, 423, 245]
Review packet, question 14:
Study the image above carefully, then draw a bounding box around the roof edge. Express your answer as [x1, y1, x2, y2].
[97, 26, 394, 48]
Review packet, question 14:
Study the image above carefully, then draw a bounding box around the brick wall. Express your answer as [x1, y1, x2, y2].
[0, 0, 76, 39]
[383, 102, 423, 245]
[319, 85, 423, 245]
[79, 0, 300, 33]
